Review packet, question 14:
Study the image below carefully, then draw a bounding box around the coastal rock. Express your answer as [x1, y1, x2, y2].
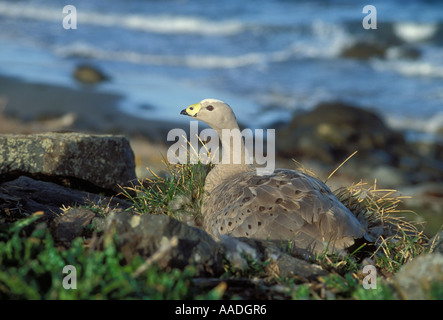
[95, 211, 224, 276]
[73, 64, 109, 84]
[341, 40, 388, 59]
[277, 101, 406, 166]
[0, 132, 136, 193]
[394, 253, 443, 299]
[276, 101, 443, 188]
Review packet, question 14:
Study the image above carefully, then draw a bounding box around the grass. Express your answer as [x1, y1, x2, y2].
[0, 213, 223, 300]
[0, 154, 436, 300]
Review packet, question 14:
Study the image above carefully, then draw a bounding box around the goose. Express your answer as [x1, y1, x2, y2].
[180, 99, 366, 254]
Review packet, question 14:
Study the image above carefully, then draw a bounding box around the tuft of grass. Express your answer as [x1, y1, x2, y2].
[334, 180, 428, 273]
[120, 158, 212, 220]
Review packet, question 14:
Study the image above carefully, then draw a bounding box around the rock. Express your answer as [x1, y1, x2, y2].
[0, 132, 136, 193]
[73, 64, 109, 85]
[341, 40, 388, 59]
[429, 230, 443, 254]
[219, 236, 327, 280]
[394, 253, 443, 299]
[277, 101, 407, 166]
[0, 176, 131, 219]
[369, 166, 410, 188]
[51, 207, 96, 244]
[95, 211, 224, 276]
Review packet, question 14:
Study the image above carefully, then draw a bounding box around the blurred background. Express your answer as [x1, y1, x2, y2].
[0, 0, 442, 234]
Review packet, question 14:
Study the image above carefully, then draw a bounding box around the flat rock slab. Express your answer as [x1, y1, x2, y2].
[0, 132, 136, 192]
[0, 176, 131, 219]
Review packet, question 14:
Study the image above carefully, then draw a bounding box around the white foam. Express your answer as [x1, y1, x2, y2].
[387, 112, 443, 136]
[373, 60, 443, 78]
[393, 22, 437, 43]
[0, 2, 245, 36]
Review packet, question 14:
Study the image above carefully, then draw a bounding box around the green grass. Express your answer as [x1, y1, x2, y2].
[0, 213, 222, 300]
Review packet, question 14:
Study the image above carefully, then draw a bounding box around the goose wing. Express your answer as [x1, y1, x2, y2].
[202, 169, 365, 253]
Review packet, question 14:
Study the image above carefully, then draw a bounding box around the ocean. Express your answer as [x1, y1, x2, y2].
[0, 0, 442, 142]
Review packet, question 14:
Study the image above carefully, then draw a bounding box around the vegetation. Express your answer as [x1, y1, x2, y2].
[0, 156, 438, 300]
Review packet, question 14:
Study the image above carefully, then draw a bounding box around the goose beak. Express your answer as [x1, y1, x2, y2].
[180, 103, 201, 117]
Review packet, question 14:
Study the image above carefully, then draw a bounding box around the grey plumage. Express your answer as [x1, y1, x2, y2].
[181, 99, 366, 254]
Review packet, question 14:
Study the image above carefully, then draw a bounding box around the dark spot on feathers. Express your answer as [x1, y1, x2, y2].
[242, 197, 250, 203]
[248, 224, 252, 229]
[275, 198, 283, 204]
[259, 206, 265, 211]
[295, 190, 301, 195]
[258, 221, 262, 226]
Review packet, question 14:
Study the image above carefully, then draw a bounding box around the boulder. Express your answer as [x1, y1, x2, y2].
[73, 64, 109, 85]
[341, 40, 388, 59]
[51, 207, 97, 244]
[277, 101, 407, 166]
[394, 253, 443, 299]
[0, 132, 136, 193]
[95, 211, 225, 276]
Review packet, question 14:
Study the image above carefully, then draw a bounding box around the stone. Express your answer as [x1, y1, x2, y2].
[73, 64, 109, 84]
[95, 211, 224, 276]
[341, 40, 388, 59]
[0, 176, 131, 219]
[277, 101, 407, 166]
[51, 207, 96, 244]
[394, 253, 443, 299]
[0, 132, 136, 192]
[219, 236, 327, 280]
[429, 230, 443, 254]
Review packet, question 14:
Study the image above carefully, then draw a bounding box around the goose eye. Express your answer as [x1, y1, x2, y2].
[207, 105, 214, 111]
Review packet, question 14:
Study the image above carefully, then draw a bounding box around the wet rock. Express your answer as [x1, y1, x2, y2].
[341, 40, 388, 59]
[96, 211, 224, 276]
[73, 64, 109, 85]
[394, 253, 443, 299]
[0, 132, 136, 193]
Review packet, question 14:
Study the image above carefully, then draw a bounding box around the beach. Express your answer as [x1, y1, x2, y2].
[1, 72, 442, 235]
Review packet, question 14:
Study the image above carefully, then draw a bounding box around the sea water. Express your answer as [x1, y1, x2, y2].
[0, 0, 442, 141]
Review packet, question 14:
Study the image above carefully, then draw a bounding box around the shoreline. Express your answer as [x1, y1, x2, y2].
[0, 74, 187, 142]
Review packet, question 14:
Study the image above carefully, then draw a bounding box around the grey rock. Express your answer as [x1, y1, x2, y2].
[51, 207, 96, 244]
[394, 253, 443, 299]
[96, 211, 224, 276]
[0, 132, 136, 192]
[219, 236, 327, 280]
